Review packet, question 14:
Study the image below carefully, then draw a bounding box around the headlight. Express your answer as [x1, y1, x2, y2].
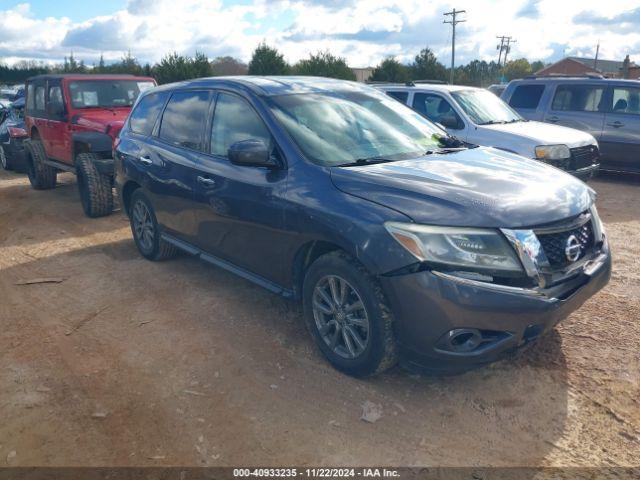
[590, 204, 605, 242]
[535, 144, 570, 160]
[385, 222, 523, 274]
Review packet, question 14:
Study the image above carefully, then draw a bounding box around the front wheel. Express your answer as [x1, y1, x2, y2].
[76, 152, 114, 218]
[303, 251, 397, 377]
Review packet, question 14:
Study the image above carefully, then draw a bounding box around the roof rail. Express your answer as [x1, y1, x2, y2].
[523, 73, 605, 80]
[412, 79, 447, 84]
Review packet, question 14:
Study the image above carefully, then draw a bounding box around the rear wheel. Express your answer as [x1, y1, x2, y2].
[25, 139, 57, 189]
[76, 152, 114, 218]
[303, 251, 397, 377]
[129, 189, 177, 261]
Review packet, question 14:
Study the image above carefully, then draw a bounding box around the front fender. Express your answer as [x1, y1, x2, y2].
[72, 131, 114, 156]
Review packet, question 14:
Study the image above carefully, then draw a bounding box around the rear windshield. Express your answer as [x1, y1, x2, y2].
[69, 80, 155, 108]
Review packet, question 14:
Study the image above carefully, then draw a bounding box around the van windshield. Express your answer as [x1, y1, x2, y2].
[452, 89, 522, 125]
[268, 90, 450, 166]
[69, 80, 155, 108]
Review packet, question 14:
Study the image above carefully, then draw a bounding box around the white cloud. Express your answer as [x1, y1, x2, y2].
[0, 0, 638, 68]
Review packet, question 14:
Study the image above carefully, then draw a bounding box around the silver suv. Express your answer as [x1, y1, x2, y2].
[501, 76, 640, 174]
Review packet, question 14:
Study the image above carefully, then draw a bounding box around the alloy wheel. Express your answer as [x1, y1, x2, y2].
[132, 200, 155, 252]
[312, 275, 370, 359]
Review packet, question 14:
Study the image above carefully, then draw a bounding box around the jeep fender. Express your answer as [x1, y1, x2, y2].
[72, 132, 115, 175]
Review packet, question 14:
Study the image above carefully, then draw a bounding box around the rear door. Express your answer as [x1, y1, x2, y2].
[192, 91, 290, 285]
[28, 80, 50, 154]
[600, 85, 640, 172]
[143, 89, 212, 240]
[543, 83, 606, 140]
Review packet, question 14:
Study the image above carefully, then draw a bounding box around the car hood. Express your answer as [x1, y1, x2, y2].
[479, 120, 596, 148]
[72, 109, 130, 137]
[330, 147, 593, 228]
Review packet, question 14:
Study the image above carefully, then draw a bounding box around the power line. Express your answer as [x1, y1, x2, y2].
[443, 8, 466, 85]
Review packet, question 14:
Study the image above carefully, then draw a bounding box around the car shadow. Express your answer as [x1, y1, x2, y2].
[0, 236, 569, 468]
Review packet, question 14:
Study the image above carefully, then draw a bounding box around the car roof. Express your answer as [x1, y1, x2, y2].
[26, 74, 154, 82]
[509, 76, 640, 85]
[153, 76, 377, 97]
[373, 83, 476, 93]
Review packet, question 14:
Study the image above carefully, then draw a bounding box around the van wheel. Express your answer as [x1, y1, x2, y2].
[26, 139, 57, 189]
[0, 145, 12, 170]
[303, 251, 397, 377]
[76, 153, 113, 218]
[129, 189, 177, 261]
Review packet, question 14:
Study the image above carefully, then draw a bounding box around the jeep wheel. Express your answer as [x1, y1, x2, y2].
[129, 189, 177, 261]
[26, 139, 57, 189]
[0, 145, 11, 170]
[303, 251, 397, 377]
[76, 152, 114, 218]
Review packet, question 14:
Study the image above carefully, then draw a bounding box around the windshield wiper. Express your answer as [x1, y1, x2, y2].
[336, 157, 395, 167]
[478, 120, 507, 125]
[424, 147, 467, 155]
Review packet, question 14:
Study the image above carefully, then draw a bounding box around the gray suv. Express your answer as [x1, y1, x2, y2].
[502, 76, 640, 173]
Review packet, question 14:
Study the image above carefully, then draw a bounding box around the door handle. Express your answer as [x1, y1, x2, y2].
[547, 115, 559, 123]
[197, 176, 216, 187]
[606, 121, 624, 128]
[139, 155, 152, 165]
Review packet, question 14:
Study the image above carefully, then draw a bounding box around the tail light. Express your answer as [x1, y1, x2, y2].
[8, 126, 28, 138]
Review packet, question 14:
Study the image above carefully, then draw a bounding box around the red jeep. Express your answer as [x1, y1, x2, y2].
[24, 74, 156, 217]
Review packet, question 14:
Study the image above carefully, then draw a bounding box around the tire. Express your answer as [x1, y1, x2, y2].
[129, 189, 177, 261]
[25, 139, 57, 189]
[0, 145, 12, 171]
[76, 152, 114, 218]
[302, 251, 397, 377]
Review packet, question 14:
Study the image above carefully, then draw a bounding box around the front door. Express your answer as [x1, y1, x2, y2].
[46, 80, 69, 163]
[192, 91, 289, 286]
[600, 85, 640, 172]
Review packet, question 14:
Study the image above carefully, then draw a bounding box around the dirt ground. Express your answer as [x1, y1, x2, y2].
[0, 168, 638, 468]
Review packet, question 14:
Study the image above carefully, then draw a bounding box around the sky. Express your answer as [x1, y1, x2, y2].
[0, 0, 639, 68]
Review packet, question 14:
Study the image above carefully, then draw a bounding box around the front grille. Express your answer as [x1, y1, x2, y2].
[537, 220, 595, 268]
[570, 145, 599, 170]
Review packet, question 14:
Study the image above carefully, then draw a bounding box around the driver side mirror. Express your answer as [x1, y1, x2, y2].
[439, 114, 463, 130]
[228, 139, 277, 168]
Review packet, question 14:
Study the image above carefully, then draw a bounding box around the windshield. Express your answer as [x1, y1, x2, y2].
[451, 89, 522, 125]
[69, 80, 155, 109]
[268, 90, 451, 166]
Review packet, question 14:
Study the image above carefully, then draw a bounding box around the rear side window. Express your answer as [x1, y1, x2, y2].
[386, 91, 409, 103]
[129, 92, 169, 136]
[35, 86, 45, 111]
[509, 84, 545, 109]
[210, 93, 272, 157]
[159, 91, 211, 151]
[26, 84, 35, 110]
[611, 87, 640, 115]
[552, 85, 604, 112]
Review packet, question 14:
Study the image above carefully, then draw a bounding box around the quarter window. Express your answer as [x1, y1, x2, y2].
[129, 92, 169, 136]
[509, 84, 545, 109]
[26, 84, 35, 110]
[551, 85, 604, 112]
[159, 91, 211, 151]
[210, 93, 272, 157]
[611, 87, 640, 115]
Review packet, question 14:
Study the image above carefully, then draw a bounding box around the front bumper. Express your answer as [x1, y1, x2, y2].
[380, 244, 611, 373]
[571, 163, 599, 181]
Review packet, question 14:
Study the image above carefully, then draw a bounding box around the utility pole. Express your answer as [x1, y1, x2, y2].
[496, 36, 516, 67]
[594, 40, 600, 70]
[443, 8, 466, 85]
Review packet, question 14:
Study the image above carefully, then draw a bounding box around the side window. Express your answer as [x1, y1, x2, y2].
[386, 91, 409, 103]
[611, 87, 640, 115]
[412, 92, 463, 129]
[551, 85, 604, 112]
[35, 85, 45, 111]
[48, 85, 64, 118]
[509, 84, 545, 109]
[210, 93, 272, 157]
[26, 84, 35, 111]
[129, 92, 169, 136]
[159, 91, 211, 151]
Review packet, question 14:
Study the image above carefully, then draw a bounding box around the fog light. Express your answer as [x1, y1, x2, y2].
[441, 328, 483, 352]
